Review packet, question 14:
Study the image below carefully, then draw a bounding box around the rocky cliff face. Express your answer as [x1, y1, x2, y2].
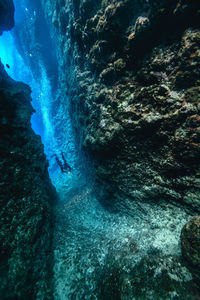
[40, 0, 200, 291]
[0, 2, 55, 299]
[43, 0, 200, 213]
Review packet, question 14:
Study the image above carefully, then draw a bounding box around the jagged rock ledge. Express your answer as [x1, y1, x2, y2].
[0, 62, 55, 299]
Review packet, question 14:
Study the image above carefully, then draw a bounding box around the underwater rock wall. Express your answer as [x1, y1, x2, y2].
[0, 0, 14, 34]
[44, 0, 200, 212]
[0, 2, 55, 298]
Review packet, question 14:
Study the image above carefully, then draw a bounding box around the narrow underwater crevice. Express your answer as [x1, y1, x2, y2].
[0, 0, 89, 197]
[1, 0, 200, 299]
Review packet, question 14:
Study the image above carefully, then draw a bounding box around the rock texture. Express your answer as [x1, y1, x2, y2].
[181, 216, 200, 277]
[98, 255, 199, 300]
[43, 0, 200, 212]
[0, 2, 55, 299]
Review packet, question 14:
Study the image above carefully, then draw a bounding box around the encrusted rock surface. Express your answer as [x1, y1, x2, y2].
[98, 255, 199, 300]
[0, 64, 55, 299]
[0, 63, 55, 299]
[0, 3, 55, 298]
[43, 0, 200, 212]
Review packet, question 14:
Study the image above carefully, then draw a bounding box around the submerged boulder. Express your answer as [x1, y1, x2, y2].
[181, 216, 200, 270]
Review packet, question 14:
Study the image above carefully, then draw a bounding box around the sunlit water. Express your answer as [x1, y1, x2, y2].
[0, 1, 84, 193]
[0, 31, 54, 152]
[0, 1, 196, 299]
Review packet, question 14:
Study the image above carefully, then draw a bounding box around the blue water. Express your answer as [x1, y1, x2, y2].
[0, 31, 49, 140]
[0, 0, 87, 194]
[0, 3, 52, 148]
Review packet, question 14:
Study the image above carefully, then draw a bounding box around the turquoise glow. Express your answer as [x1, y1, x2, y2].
[0, 30, 53, 147]
[0, 0, 86, 193]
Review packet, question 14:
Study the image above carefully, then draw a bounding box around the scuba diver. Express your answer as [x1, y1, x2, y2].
[61, 151, 72, 173]
[52, 153, 71, 174]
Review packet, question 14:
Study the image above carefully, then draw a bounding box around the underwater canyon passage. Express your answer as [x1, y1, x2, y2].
[0, 0, 200, 299]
